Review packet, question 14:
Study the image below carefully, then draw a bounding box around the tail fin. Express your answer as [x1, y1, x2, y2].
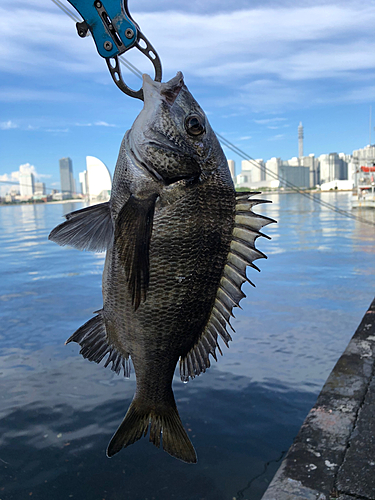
[107, 398, 197, 463]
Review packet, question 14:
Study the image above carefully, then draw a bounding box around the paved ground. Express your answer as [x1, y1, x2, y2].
[261, 298, 375, 500]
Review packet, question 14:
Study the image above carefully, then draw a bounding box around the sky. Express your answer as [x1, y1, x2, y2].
[0, 0, 374, 193]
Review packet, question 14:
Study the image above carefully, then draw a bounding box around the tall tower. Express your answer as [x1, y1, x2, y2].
[59, 157, 74, 195]
[298, 122, 304, 158]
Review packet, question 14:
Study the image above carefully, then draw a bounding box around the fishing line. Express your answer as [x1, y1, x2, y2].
[47, 0, 375, 227]
[50, 0, 80, 22]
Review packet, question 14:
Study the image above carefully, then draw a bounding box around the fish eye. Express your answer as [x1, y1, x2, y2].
[185, 114, 205, 137]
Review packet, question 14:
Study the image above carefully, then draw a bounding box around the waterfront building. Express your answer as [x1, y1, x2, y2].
[79, 171, 87, 196]
[235, 158, 278, 189]
[227, 160, 235, 180]
[34, 182, 46, 196]
[59, 157, 75, 196]
[352, 144, 375, 165]
[279, 165, 310, 189]
[351, 145, 375, 188]
[241, 159, 266, 183]
[265, 157, 310, 189]
[319, 153, 348, 184]
[19, 172, 35, 197]
[300, 154, 320, 187]
[79, 156, 112, 201]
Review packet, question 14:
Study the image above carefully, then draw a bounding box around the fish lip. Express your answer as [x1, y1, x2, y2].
[143, 72, 184, 105]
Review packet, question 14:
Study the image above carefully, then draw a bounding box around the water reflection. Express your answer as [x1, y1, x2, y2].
[0, 352, 314, 500]
[0, 194, 374, 500]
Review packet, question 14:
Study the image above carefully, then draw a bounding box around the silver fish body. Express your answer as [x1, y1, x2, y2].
[49, 72, 274, 463]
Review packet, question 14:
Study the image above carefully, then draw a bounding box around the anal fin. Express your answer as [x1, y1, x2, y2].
[67, 311, 130, 377]
[48, 202, 113, 252]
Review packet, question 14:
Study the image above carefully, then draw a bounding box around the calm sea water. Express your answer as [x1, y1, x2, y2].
[0, 192, 374, 500]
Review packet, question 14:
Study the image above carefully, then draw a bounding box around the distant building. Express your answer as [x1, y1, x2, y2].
[300, 154, 320, 187]
[265, 157, 282, 182]
[265, 157, 310, 189]
[236, 158, 277, 189]
[240, 159, 266, 183]
[34, 182, 46, 196]
[79, 156, 112, 200]
[320, 180, 354, 191]
[319, 153, 348, 184]
[59, 157, 75, 196]
[352, 145, 375, 165]
[227, 160, 235, 180]
[351, 145, 375, 187]
[19, 172, 35, 197]
[279, 165, 310, 189]
[79, 171, 87, 196]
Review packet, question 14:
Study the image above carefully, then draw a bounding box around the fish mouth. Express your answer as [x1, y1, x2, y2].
[143, 72, 184, 105]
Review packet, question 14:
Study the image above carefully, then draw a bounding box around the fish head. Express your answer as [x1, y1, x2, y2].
[129, 72, 224, 184]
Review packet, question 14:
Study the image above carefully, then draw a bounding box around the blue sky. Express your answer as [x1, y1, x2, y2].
[0, 0, 374, 193]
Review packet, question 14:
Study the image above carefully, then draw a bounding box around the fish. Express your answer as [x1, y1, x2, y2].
[48, 72, 274, 464]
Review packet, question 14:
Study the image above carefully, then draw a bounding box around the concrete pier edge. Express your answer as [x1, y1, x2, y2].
[261, 297, 375, 500]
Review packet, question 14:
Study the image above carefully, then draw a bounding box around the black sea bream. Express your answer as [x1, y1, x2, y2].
[49, 72, 274, 463]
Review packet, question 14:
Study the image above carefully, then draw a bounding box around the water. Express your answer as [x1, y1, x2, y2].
[0, 193, 374, 500]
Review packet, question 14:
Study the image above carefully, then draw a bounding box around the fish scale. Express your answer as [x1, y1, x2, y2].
[49, 71, 274, 463]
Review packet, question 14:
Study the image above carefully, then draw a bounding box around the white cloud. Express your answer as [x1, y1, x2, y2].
[0, 172, 18, 182]
[239, 136, 252, 140]
[94, 121, 116, 127]
[0, 120, 18, 130]
[19, 163, 36, 175]
[0, 1, 374, 112]
[254, 118, 287, 125]
[0, 163, 48, 183]
[269, 134, 286, 141]
[75, 121, 116, 127]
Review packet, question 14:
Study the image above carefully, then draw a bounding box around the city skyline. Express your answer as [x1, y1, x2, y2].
[0, 0, 374, 190]
[3, 140, 373, 201]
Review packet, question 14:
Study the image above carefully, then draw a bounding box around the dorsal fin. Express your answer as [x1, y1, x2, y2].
[180, 192, 275, 381]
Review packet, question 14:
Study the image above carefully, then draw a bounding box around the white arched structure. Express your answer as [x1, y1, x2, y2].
[85, 156, 112, 200]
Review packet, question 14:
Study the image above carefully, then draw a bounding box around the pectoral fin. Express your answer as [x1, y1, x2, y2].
[48, 202, 113, 252]
[114, 194, 158, 310]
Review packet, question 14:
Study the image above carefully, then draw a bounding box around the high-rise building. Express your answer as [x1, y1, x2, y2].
[319, 153, 348, 184]
[227, 160, 235, 180]
[34, 182, 46, 196]
[300, 154, 320, 187]
[79, 171, 87, 196]
[59, 157, 75, 196]
[19, 172, 35, 197]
